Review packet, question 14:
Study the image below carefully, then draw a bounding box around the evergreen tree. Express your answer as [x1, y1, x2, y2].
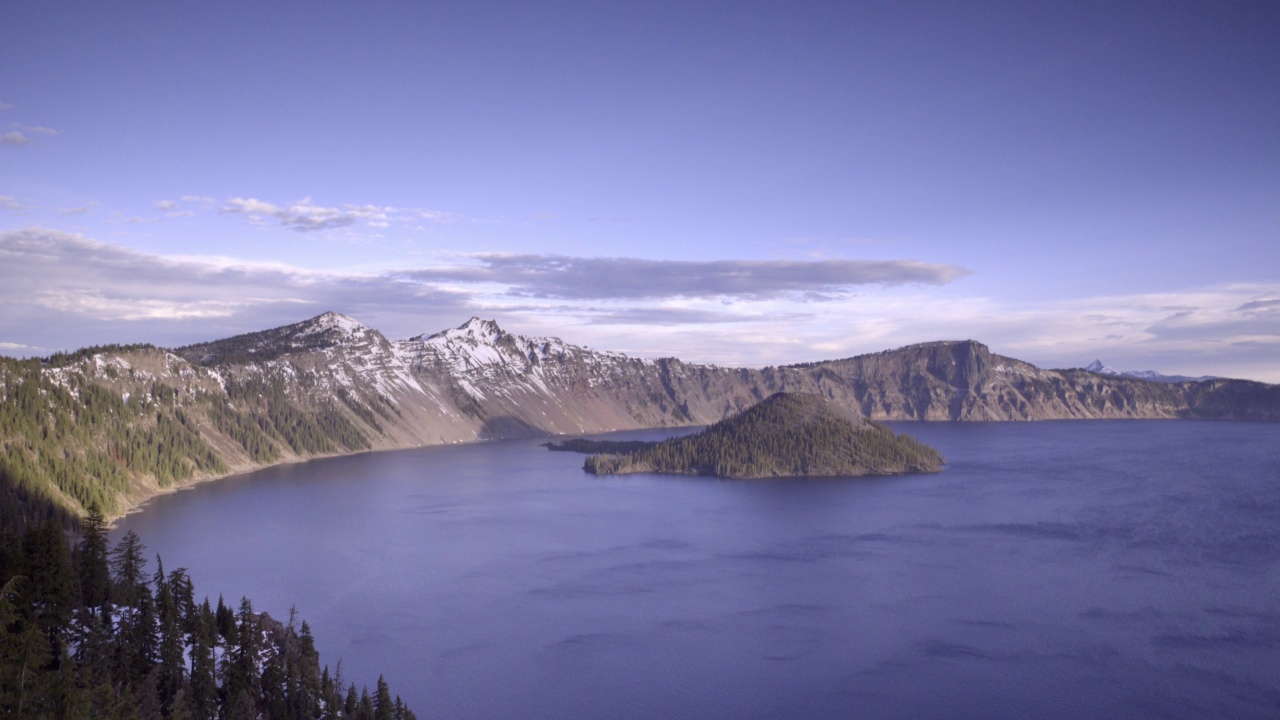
[155, 556, 188, 713]
[344, 684, 359, 719]
[222, 597, 261, 715]
[187, 599, 218, 720]
[0, 576, 53, 719]
[110, 530, 148, 608]
[374, 675, 394, 720]
[261, 641, 288, 720]
[22, 520, 79, 668]
[295, 620, 322, 720]
[215, 594, 237, 643]
[75, 506, 112, 612]
[117, 583, 157, 690]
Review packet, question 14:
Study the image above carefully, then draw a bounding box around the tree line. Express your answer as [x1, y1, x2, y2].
[1, 511, 416, 719]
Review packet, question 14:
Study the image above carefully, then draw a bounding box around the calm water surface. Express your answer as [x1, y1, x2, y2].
[115, 421, 1280, 719]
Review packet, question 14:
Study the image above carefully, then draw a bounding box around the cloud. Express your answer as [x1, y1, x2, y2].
[0, 228, 473, 350]
[220, 197, 433, 233]
[1237, 297, 1280, 313]
[1, 124, 59, 146]
[0, 341, 41, 352]
[152, 199, 197, 217]
[400, 254, 971, 301]
[0, 101, 13, 111]
[0, 196, 22, 210]
[221, 197, 351, 232]
[483, 304, 810, 327]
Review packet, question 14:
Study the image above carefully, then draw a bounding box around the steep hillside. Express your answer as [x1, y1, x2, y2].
[2, 312, 1277, 526]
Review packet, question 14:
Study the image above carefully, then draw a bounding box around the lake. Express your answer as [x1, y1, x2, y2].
[113, 420, 1280, 719]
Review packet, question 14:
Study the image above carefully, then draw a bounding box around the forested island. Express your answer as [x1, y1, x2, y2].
[551, 392, 945, 478]
[0, 512, 415, 719]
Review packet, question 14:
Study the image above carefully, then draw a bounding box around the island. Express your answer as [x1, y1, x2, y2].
[548, 392, 945, 478]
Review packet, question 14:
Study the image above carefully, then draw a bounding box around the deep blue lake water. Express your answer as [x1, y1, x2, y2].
[114, 420, 1280, 719]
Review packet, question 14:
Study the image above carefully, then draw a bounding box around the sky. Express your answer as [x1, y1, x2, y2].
[2, 1, 1278, 381]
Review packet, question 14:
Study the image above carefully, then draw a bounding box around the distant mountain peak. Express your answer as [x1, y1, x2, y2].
[453, 317, 504, 338]
[411, 317, 505, 344]
[301, 311, 369, 335]
[176, 311, 381, 365]
[1080, 358, 1216, 384]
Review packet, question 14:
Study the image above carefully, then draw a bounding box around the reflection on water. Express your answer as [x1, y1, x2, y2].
[116, 421, 1280, 719]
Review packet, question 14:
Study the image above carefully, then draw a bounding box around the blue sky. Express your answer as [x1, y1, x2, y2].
[2, 1, 1278, 381]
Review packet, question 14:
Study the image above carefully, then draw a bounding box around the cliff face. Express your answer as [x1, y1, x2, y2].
[3, 313, 1277, 520]
[800, 341, 1194, 421]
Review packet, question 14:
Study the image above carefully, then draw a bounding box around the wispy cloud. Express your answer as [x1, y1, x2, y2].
[152, 198, 197, 217]
[1, 124, 59, 146]
[400, 254, 971, 301]
[221, 197, 455, 233]
[0, 196, 22, 211]
[0, 341, 41, 352]
[222, 197, 359, 232]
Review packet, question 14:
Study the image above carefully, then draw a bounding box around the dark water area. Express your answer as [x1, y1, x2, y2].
[114, 421, 1280, 719]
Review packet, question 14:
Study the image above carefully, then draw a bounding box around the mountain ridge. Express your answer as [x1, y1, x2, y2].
[1083, 359, 1217, 384]
[3, 312, 1278, 526]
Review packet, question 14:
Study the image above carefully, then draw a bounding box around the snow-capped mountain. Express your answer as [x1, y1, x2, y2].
[1083, 359, 1217, 384]
[3, 312, 1277, 520]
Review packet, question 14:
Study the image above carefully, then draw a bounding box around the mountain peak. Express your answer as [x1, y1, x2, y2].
[422, 317, 505, 344]
[1080, 358, 1217, 384]
[176, 311, 379, 365]
[303, 311, 368, 335]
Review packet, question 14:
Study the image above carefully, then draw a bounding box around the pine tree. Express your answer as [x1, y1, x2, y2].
[110, 530, 148, 608]
[75, 506, 112, 612]
[344, 684, 360, 719]
[0, 576, 53, 719]
[261, 641, 288, 720]
[188, 599, 218, 720]
[222, 597, 261, 715]
[374, 675, 394, 720]
[22, 520, 78, 669]
[155, 556, 187, 713]
[295, 620, 322, 720]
